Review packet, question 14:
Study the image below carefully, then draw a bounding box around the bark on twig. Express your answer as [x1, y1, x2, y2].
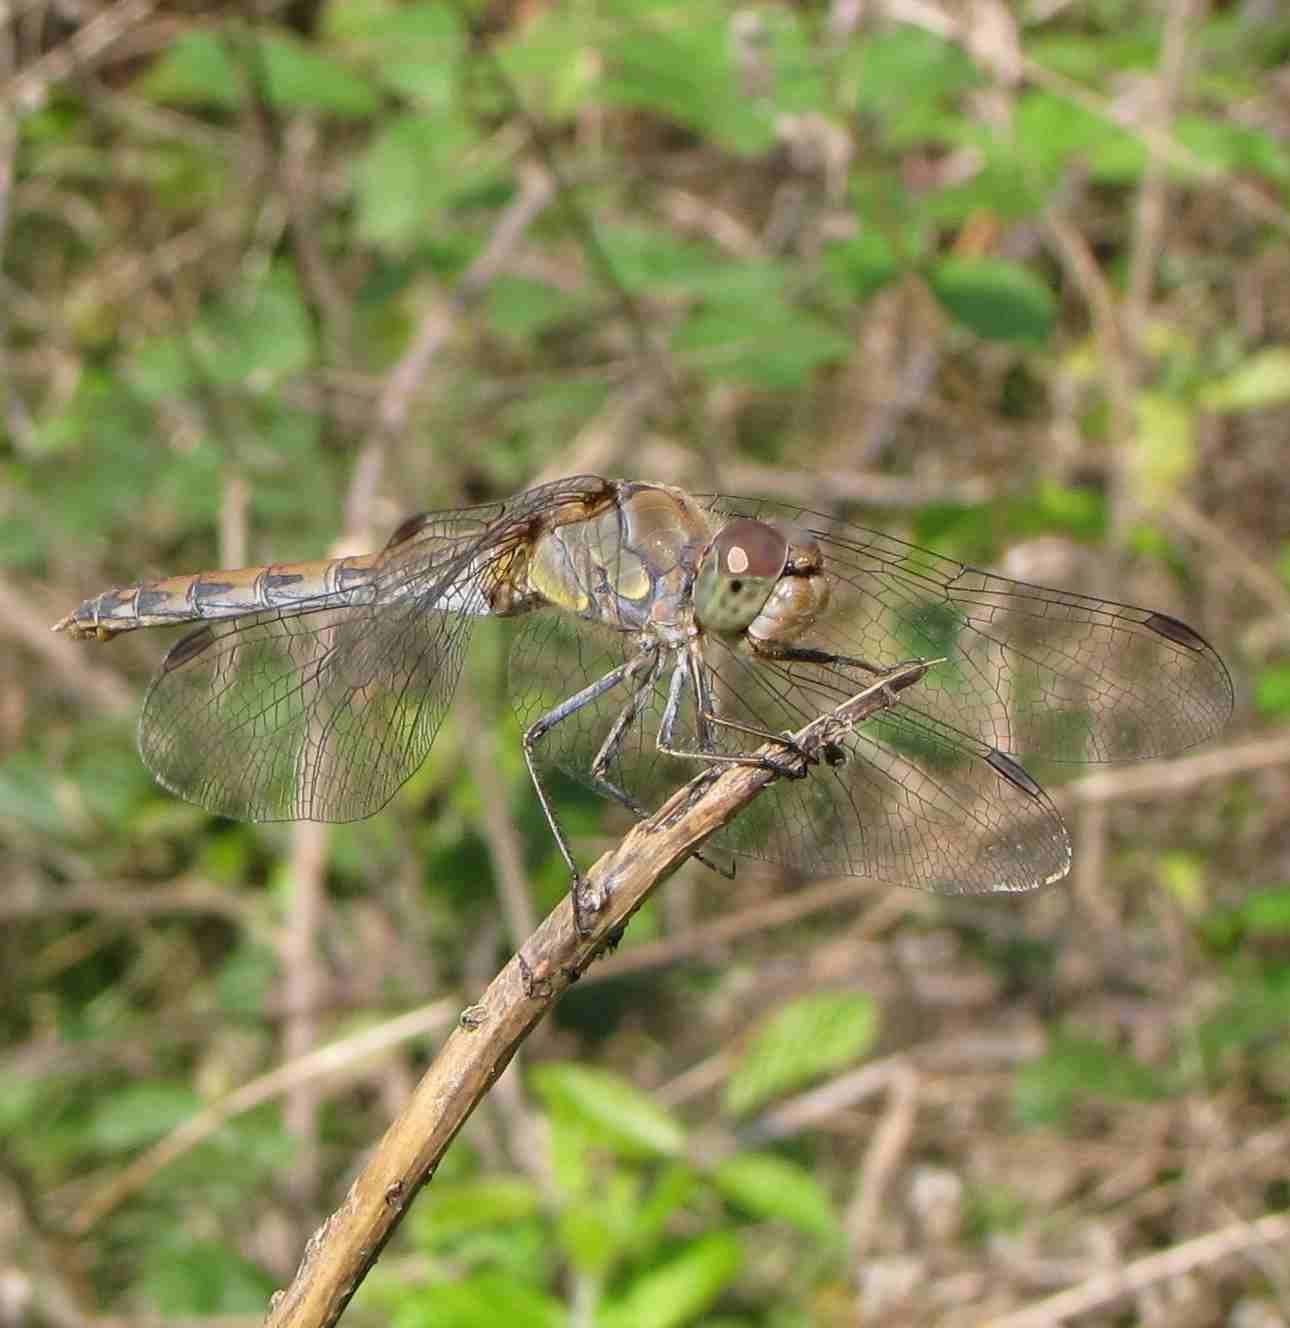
[262, 662, 929, 1328]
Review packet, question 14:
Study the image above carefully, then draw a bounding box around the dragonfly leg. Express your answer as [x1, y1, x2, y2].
[656, 653, 810, 780]
[587, 651, 735, 880]
[524, 650, 656, 933]
[750, 641, 926, 676]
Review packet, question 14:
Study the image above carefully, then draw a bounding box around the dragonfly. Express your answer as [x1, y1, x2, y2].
[55, 474, 1232, 905]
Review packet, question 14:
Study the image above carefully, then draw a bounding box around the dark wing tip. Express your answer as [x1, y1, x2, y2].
[1144, 611, 1211, 653]
[985, 748, 1046, 801]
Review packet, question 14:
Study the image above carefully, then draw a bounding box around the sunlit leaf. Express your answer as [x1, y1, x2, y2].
[929, 258, 1057, 344]
[1255, 664, 1290, 717]
[141, 1240, 272, 1314]
[354, 112, 481, 253]
[331, 2, 466, 108]
[723, 991, 879, 1116]
[596, 1233, 742, 1328]
[714, 1153, 842, 1239]
[1130, 390, 1195, 506]
[1013, 1034, 1168, 1128]
[1232, 885, 1290, 937]
[388, 1272, 565, 1328]
[1200, 347, 1290, 413]
[91, 1083, 202, 1151]
[139, 28, 379, 118]
[409, 1177, 543, 1247]
[531, 1063, 686, 1158]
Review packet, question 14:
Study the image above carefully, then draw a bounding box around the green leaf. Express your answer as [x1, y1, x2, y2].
[136, 29, 242, 108]
[714, 1153, 842, 1240]
[602, 2, 776, 156]
[1157, 851, 1206, 914]
[142, 1240, 272, 1314]
[91, 1083, 202, 1151]
[928, 258, 1057, 345]
[531, 1063, 686, 1158]
[408, 1177, 543, 1249]
[629, 1164, 701, 1254]
[215, 943, 278, 1017]
[1195, 970, 1290, 1067]
[1130, 391, 1195, 506]
[1255, 664, 1290, 718]
[596, 1233, 742, 1328]
[555, 1168, 648, 1276]
[197, 265, 316, 387]
[1233, 886, 1290, 937]
[1011, 91, 1144, 187]
[139, 29, 380, 118]
[1013, 1034, 1168, 1128]
[333, 3, 466, 108]
[485, 276, 584, 341]
[496, 6, 602, 121]
[391, 1272, 565, 1328]
[723, 991, 879, 1117]
[1174, 115, 1290, 184]
[598, 225, 727, 295]
[354, 112, 480, 253]
[1200, 347, 1290, 413]
[253, 29, 381, 116]
[840, 25, 980, 142]
[671, 264, 854, 388]
[820, 231, 900, 303]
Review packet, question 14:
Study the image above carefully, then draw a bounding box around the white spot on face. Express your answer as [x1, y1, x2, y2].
[726, 546, 750, 575]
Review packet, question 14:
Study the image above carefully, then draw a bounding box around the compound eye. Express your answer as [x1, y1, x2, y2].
[694, 519, 788, 634]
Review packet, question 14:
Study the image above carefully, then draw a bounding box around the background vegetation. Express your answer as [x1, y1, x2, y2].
[4, 0, 1290, 1323]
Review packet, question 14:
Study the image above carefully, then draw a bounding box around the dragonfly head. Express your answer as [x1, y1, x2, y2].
[694, 519, 791, 634]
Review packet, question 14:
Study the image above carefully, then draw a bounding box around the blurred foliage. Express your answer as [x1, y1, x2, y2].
[4, 0, 1290, 1323]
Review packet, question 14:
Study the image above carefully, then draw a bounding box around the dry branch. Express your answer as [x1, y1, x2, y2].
[262, 662, 929, 1328]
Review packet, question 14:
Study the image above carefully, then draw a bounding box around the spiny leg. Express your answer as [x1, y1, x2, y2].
[751, 641, 927, 677]
[656, 649, 809, 780]
[523, 652, 654, 934]
[586, 651, 663, 811]
[750, 642, 930, 727]
[588, 650, 735, 880]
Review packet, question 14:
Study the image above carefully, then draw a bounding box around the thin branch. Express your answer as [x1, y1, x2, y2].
[1062, 732, 1290, 806]
[3, 0, 161, 111]
[990, 1210, 1290, 1328]
[2, 578, 133, 713]
[262, 663, 929, 1328]
[69, 999, 460, 1234]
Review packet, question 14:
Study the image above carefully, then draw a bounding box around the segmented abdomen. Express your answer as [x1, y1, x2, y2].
[53, 554, 380, 640]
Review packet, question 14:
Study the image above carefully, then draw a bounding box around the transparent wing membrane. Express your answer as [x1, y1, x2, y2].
[140, 598, 475, 821]
[508, 490, 1229, 894]
[702, 497, 1233, 764]
[67, 474, 1230, 891]
[136, 478, 614, 822]
[509, 615, 1072, 892]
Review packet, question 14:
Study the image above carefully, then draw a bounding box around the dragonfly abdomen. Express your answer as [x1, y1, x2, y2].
[53, 554, 380, 640]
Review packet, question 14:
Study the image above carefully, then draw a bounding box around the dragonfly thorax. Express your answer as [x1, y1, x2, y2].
[523, 481, 711, 633]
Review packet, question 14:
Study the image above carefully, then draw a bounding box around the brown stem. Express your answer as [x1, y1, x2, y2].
[262, 663, 928, 1327]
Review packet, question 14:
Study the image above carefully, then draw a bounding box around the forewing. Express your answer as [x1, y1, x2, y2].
[694, 637, 1071, 892]
[704, 497, 1233, 763]
[137, 483, 606, 823]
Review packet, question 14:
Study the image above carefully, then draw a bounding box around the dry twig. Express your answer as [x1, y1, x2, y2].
[990, 1210, 1290, 1328]
[262, 663, 929, 1328]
